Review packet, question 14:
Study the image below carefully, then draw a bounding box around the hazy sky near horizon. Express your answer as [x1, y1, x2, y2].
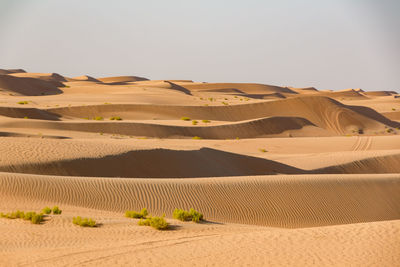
[0, 0, 399, 91]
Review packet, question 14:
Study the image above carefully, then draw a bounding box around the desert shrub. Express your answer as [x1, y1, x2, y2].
[192, 120, 198, 125]
[23, 116, 28, 119]
[31, 213, 44, 224]
[202, 120, 210, 123]
[52, 206, 62, 215]
[94, 116, 104, 121]
[1, 210, 25, 219]
[138, 216, 169, 230]
[24, 211, 38, 221]
[17, 101, 28, 105]
[0, 210, 45, 224]
[222, 102, 229, 105]
[73, 216, 97, 227]
[259, 148, 267, 153]
[192, 136, 202, 140]
[42, 207, 52, 215]
[386, 128, 393, 133]
[110, 116, 122, 120]
[181, 117, 191, 121]
[125, 208, 148, 219]
[138, 218, 151, 226]
[173, 208, 203, 223]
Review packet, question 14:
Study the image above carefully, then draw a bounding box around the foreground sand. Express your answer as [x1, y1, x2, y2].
[0, 69, 399, 266]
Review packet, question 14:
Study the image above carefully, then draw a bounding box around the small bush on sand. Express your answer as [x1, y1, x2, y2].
[138, 215, 169, 230]
[94, 116, 104, 121]
[125, 208, 148, 219]
[192, 120, 198, 125]
[52, 206, 62, 215]
[192, 136, 202, 140]
[17, 101, 29, 105]
[1, 210, 44, 224]
[31, 213, 44, 224]
[110, 116, 122, 121]
[202, 120, 210, 123]
[73, 216, 97, 227]
[23, 211, 35, 221]
[42, 207, 52, 214]
[181, 117, 191, 121]
[173, 208, 203, 223]
[259, 148, 267, 153]
[23, 116, 28, 119]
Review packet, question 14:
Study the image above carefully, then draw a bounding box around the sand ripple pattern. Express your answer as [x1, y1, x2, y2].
[0, 172, 399, 228]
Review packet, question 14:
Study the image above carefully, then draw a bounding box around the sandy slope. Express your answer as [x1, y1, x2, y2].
[0, 70, 399, 266]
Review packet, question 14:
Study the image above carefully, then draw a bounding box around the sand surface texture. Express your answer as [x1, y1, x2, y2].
[0, 70, 399, 266]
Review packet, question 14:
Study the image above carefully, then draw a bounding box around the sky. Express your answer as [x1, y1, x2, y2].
[0, 0, 399, 91]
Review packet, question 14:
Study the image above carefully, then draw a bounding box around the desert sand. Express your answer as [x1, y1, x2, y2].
[0, 69, 399, 266]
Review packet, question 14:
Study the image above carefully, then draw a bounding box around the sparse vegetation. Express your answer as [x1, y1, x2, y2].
[192, 120, 198, 125]
[23, 116, 28, 119]
[181, 117, 191, 121]
[17, 101, 29, 105]
[173, 208, 204, 223]
[138, 215, 169, 230]
[94, 116, 104, 121]
[110, 116, 122, 121]
[259, 148, 267, 153]
[52, 206, 62, 215]
[1, 210, 44, 224]
[202, 120, 210, 123]
[72, 216, 97, 227]
[31, 213, 44, 224]
[192, 136, 202, 140]
[386, 128, 394, 133]
[392, 108, 396, 111]
[222, 102, 229, 105]
[125, 208, 148, 219]
[42, 207, 52, 215]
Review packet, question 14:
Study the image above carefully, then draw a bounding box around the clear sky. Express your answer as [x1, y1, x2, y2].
[0, 0, 399, 91]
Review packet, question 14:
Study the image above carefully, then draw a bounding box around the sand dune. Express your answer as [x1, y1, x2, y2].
[0, 172, 399, 228]
[97, 75, 149, 83]
[9, 72, 67, 83]
[0, 74, 64, 95]
[0, 147, 305, 177]
[0, 107, 60, 120]
[181, 82, 298, 94]
[0, 68, 26, 75]
[44, 95, 400, 135]
[364, 91, 398, 96]
[0, 116, 316, 139]
[71, 75, 100, 82]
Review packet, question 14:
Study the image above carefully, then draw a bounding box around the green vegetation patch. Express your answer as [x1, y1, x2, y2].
[73, 216, 97, 227]
[138, 215, 169, 230]
[125, 208, 148, 219]
[173, 208, 204, 223]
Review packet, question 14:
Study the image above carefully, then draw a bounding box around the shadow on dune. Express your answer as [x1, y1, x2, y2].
[3, 148, 306, 178]
[0, 74, 63, 96]
[347, 105, 400, 128]
[0, 107, 61, 121]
